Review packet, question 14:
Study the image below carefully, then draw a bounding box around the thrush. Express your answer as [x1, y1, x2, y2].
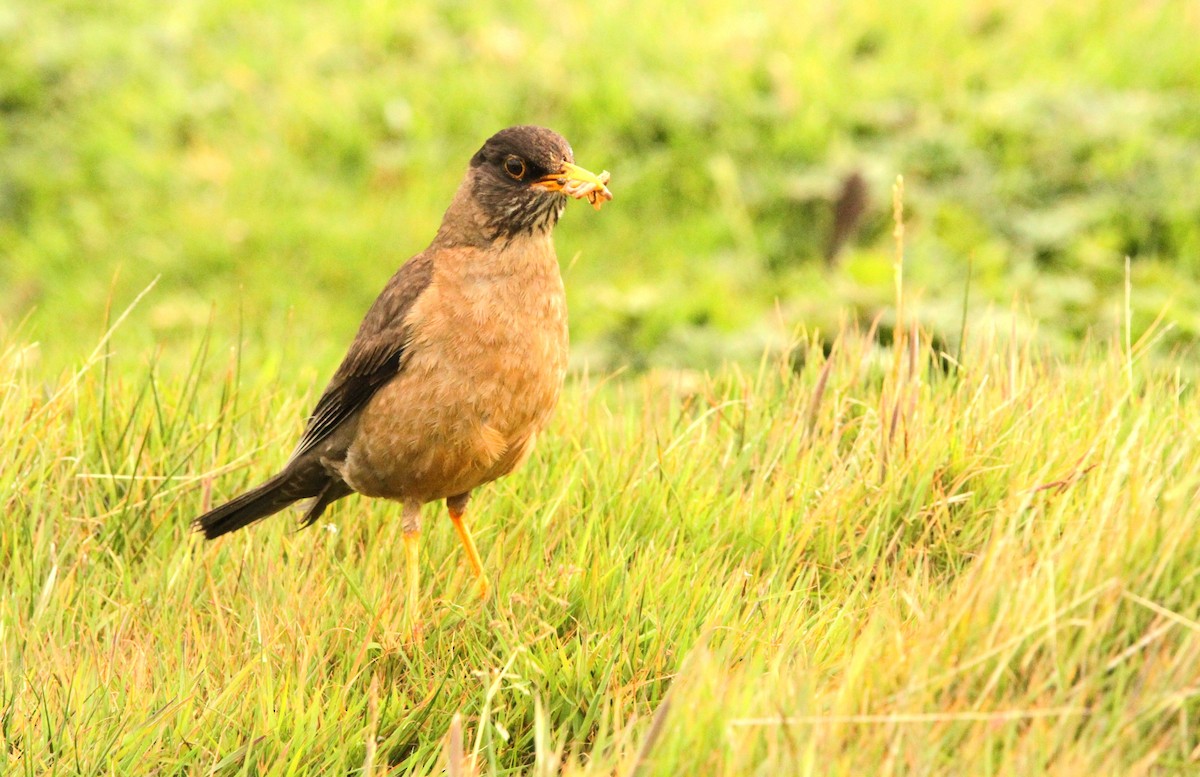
[194, 125, 611, 633]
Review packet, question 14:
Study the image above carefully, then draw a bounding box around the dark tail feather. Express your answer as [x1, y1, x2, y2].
[195, 471, 308, 539]
[299, 479, 354, 529]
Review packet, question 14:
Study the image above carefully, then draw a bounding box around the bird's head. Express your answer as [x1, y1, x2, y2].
[462, 125, 612, 240]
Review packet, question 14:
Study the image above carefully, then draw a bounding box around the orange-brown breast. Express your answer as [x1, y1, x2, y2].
[343, 236, 568, 502]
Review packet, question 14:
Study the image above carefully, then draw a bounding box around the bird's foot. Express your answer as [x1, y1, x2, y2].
[475, 575, 492, 602]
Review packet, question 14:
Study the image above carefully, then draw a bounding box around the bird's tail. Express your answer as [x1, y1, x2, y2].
[194, 471, 307, 539]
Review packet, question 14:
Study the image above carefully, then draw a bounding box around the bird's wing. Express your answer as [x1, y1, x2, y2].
[291, 252, 435, 460]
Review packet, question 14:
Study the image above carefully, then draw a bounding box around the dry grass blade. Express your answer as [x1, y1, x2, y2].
[445, 713, 466, 777]
[361, 673, 380, 776]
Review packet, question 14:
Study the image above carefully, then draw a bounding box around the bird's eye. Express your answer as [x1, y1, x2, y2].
[503, 155, 526, 179]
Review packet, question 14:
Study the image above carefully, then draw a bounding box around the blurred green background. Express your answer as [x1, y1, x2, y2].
[3, 0, 1199, 375]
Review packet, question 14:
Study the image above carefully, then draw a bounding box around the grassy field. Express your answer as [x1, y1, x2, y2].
[4, 294, 1200, 774]
[5, 0, 1200, 774]
[3, 1, 1200, 370]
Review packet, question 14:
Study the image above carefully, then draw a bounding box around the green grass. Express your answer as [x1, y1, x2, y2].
[3, 0, 1200, 371]
[4, 290, 1200, 773]
[5, 0, 1200, 773]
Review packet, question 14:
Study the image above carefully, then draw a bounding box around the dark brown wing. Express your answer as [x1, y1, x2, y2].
[291, 251, 435, 460]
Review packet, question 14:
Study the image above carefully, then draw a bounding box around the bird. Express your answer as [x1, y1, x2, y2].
[193, 125, 611, 635]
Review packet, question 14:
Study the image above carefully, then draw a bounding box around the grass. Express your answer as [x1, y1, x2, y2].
[4, 271, 1200, 773]
[5, 0, 1200, 773]
[3, 0, 1200, 371]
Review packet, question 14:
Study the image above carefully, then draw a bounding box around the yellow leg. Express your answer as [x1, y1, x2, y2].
[402, 529, 423, 640]
[449, 507, 491, 600]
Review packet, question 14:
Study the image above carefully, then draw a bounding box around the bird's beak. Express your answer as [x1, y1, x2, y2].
[534, 161, 613, 210]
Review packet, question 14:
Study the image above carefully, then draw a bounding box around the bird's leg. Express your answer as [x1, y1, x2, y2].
[447, 492, 490, 600]
[401, 501, 423, 640]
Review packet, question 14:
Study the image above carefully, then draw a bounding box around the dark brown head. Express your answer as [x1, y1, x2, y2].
[465, 126, 612, 239]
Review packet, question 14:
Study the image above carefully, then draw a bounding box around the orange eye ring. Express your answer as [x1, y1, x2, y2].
[503, 155, 526, 179]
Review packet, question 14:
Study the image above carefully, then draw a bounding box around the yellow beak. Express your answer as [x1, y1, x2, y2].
[535, 161, 613, 210]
